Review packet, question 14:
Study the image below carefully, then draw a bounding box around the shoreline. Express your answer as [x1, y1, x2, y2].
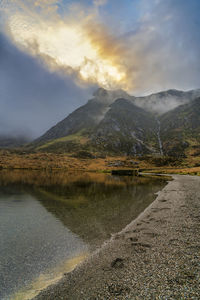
[34, 175, 200, 299]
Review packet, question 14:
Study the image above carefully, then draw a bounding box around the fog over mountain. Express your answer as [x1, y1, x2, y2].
[33, 88, 200, 157]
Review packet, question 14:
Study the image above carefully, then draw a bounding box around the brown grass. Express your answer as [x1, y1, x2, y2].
[0, 150, 199, 175]
[0, 151, 143, 171]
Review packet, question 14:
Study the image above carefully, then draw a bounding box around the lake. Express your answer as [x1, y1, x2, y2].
[0, 170, 167, 299]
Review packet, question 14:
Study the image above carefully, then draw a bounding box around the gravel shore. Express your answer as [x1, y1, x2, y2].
[35, 175, 200, 300]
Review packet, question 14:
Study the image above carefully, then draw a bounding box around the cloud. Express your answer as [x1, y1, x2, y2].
[93, 0, 107, 7]
[118, 0, 200, 94]
[0, 33, 94, 138]
[1, 0, 199, 95]
[0, 0, 128, 90]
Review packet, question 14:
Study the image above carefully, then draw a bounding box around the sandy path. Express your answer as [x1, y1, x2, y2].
[35, 175, 200, 300]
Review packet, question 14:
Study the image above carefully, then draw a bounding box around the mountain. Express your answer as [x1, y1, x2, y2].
[37, 87, 200, 144]
[90, 98, 158, 155]
[32, 88, 200, 157]
[35, 88, 130, 143]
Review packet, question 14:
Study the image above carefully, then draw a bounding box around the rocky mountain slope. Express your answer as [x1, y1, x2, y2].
[90, 98, 158, 155]
[160, 97, 200, 156]
[32, 88, 200, 157]
[35, 89, 130, 143]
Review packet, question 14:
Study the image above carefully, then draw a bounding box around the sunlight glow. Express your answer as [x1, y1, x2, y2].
[8, 15, 126, 89]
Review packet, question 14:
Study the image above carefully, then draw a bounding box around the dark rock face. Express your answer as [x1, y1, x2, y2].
[160, 97, 200, 156]
[91, 99, 158, 155]
[32, 88, 200, 156]
[35, 88, 132, 144]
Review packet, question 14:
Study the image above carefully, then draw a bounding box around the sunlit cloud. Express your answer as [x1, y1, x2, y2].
[1, 0, 200, 95]
[0, 0, 128, 90]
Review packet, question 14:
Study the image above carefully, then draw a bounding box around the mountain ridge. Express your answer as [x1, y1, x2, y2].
[31, 88, 200, 157]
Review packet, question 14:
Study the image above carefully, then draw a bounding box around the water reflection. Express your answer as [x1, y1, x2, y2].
[0, 170, 167, 299]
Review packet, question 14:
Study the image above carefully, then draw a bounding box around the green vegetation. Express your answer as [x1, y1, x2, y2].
[37, 131, 88, 150]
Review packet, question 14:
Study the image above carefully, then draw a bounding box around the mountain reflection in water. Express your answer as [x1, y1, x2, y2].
[0, 170, 167, 299]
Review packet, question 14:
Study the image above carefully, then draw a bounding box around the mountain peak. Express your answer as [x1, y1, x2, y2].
[92, 87, 131, 105]
[33, 87, 200, 157]
[93, 88, 108, 97]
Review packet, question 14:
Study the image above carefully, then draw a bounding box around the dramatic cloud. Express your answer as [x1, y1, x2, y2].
[1, 0, 200, 94]
[123, 0, 200, 94]
[0, 33, 94, 138]
[1, 0, 127, 90]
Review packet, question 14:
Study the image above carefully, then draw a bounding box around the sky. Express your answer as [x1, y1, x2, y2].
[0, 0, 200, 138]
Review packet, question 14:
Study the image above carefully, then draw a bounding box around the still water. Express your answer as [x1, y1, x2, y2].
[0, 170, 167, 299]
